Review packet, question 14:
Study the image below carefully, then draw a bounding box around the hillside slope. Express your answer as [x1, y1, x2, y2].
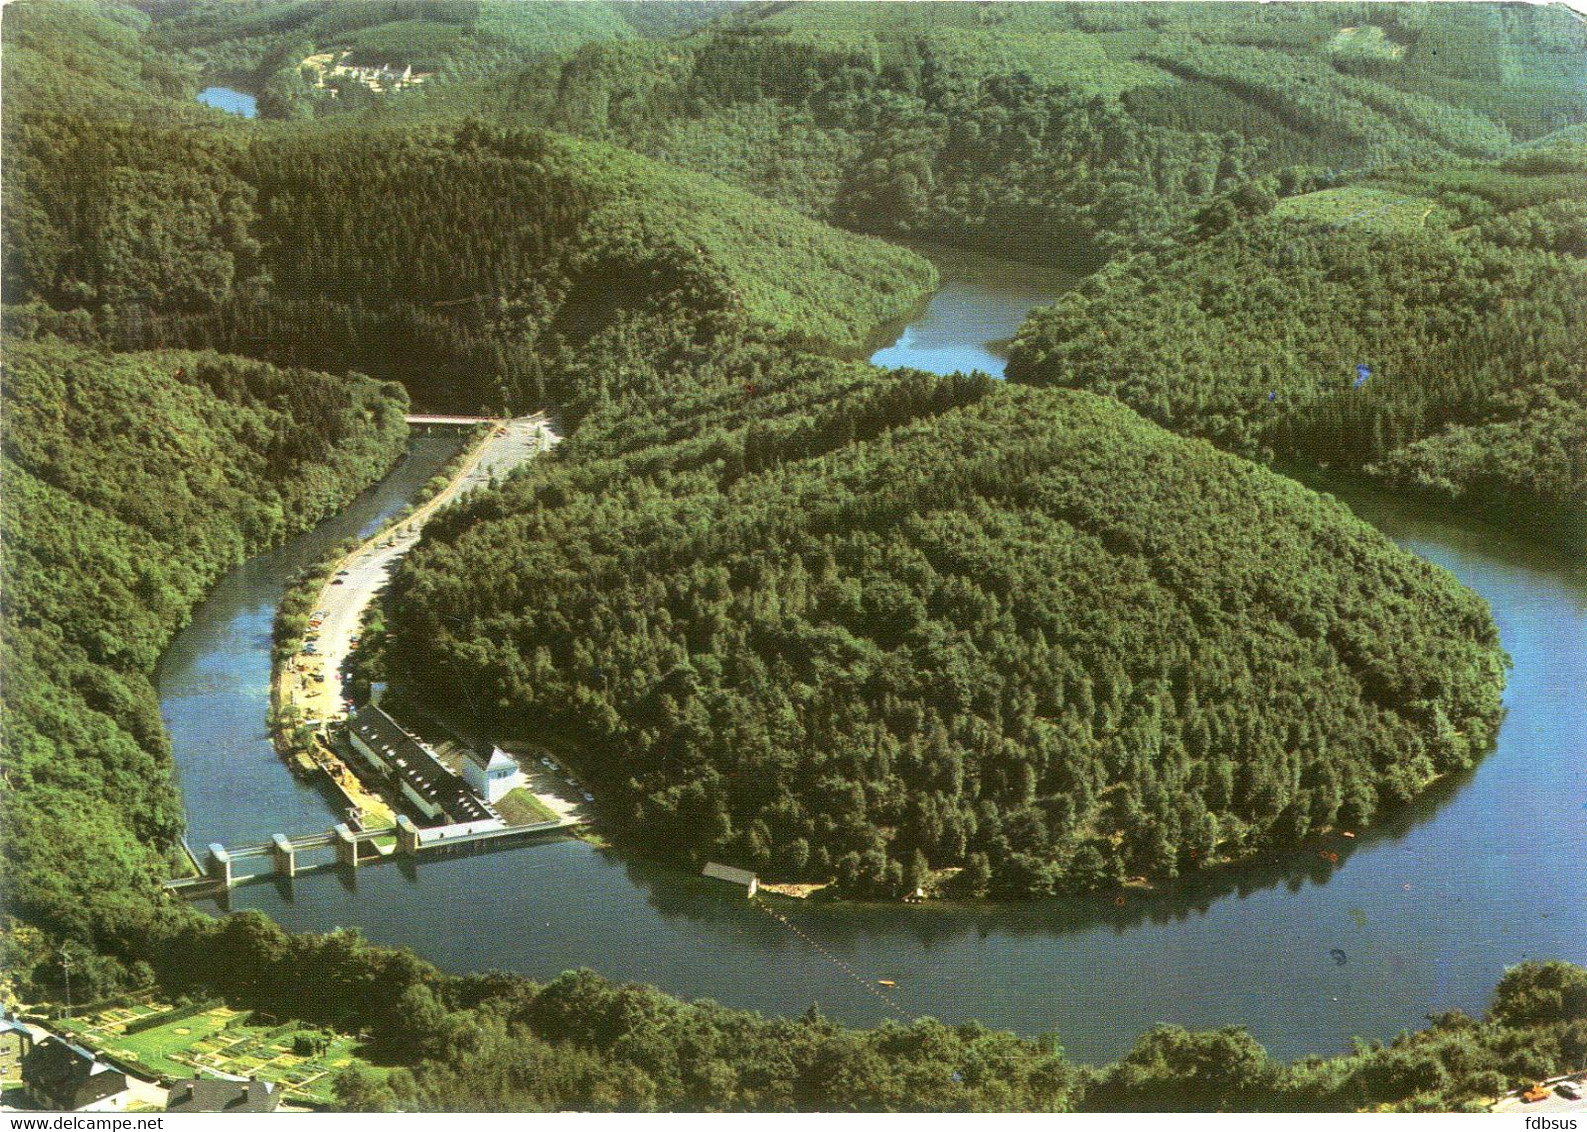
[452, 1, 1585, 262]
[1005, 144, 1587, 526]
[388, 356, 1507, 898]
[0, 336, 409, 942]
[140, 0, 734, 115]
[2, 113, 935, 412]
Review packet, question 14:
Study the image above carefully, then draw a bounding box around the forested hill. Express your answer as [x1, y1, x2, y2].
[1, 110, 935, 412]
[0, 337, 408, 947]
[332, 957, 1586, 1112]
[388, 352, 1506, 898]
[1005, 143, 1587, 529]
[0, 1, 211, 122]
[449, 1, 1586, 263]
[141, 0, 740, 117]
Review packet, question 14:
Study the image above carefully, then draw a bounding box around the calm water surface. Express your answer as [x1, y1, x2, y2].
[197, 86, 257, 118]
[161, 272, 1585, 1065]
[869, 244, 1085, 377]
[159, 436, 459, 848]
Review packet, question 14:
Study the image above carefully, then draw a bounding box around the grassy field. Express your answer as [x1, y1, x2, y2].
[1329, 25, 1407, 64]
[57, 1004, 370, 1105]
[1272, 186, 1445, 233]
[496, 787, 560, 826]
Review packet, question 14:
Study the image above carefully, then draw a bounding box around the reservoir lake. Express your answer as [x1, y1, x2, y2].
[196, 86, 257, 118]
[160, 262, 1585, 1065]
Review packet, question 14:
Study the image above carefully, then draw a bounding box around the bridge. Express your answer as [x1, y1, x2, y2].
[163, 815, 578, 895]
[404, 414, 500, 429]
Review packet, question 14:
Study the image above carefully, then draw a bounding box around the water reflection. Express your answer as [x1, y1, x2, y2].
[615, 759, 1473, 952]
[867, 243, 1085, 378]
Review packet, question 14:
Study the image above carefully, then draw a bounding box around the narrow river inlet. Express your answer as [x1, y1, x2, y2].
[159, 266, 1586, 1066]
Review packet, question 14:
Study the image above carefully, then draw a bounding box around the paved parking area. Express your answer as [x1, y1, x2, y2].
[1493, 1076, 1586, 1114]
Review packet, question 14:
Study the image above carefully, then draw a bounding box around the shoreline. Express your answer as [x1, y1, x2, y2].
[268, 415, 558, 826]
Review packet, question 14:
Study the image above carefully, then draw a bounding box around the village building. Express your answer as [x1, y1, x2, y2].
[461, 742, 523, 804]
[21, 1036, 130, 1111]
[166, 1076, 280, 1113]
[301, 51, 432, 94]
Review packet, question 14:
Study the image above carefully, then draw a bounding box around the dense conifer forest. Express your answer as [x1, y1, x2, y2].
[1006, 143, 1587, 526]
[0, 0, 1580, 1113]
[2, 110, 935, 414]
[390, 348, 1506, 897]
[0, 338, 408, 953]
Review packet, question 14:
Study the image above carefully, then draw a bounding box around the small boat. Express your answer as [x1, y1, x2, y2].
[877, 980, 897, 988]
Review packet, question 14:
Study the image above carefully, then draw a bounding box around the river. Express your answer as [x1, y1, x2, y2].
[159, 436, 459, 848]
[868, 243, 1084, 378]
[159, 263, 1584, 1066]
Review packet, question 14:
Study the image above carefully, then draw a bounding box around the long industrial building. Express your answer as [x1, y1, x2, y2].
[346, 706, 495, 825]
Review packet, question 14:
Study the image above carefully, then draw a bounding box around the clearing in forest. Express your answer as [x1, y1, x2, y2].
[1273, 186, 1444, 233]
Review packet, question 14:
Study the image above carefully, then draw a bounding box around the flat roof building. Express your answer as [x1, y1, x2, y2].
[702, 862, 759, 896]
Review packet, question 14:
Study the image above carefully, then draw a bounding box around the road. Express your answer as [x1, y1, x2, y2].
[280, 414, 559, 729]
[1492, 1074, 1587, 1115]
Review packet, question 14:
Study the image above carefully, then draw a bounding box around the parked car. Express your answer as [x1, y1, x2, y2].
[1557, 1082, 1582, 1100]
[582, 792, 594, 803]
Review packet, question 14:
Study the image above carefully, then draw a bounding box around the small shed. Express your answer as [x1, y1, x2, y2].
[702, 862, 758, 897]
[0, 1016, 34, 1080]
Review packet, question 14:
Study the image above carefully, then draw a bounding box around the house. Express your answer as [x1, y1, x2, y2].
[702, 862, 758, 897]
[461, 742, 523, 804]
[21, 1036, 130, 1111]
[166, 1076, 280, 1113]
[0, 1015, 34, 1080]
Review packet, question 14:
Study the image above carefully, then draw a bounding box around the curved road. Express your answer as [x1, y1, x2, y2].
[281, 414, 559, 729]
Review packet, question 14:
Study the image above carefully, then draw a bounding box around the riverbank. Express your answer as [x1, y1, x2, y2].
[271, 416, 558, 812]
[159, 257, 1583, 1065]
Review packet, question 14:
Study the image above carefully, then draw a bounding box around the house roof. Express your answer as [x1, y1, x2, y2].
[702, 862, 757, 887]
[465, 743, 518, 774]
[166, 1077, 279, 1113]
[23, 1037, 127, 1108]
